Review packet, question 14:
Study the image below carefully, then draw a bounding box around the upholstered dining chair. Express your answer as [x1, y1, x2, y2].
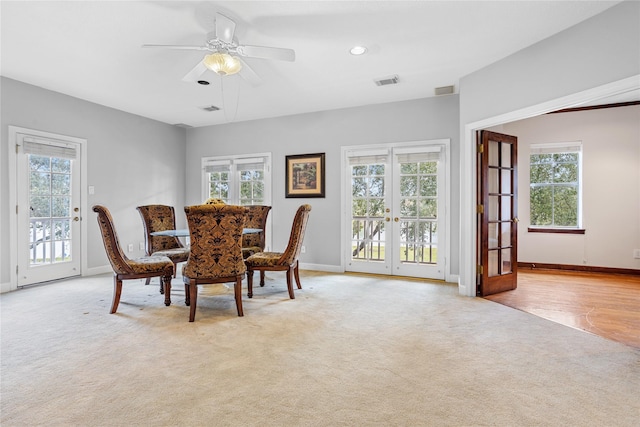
[242, 205, 271, 258]
[245, 204, 311, 299]
[93, 205, 174, 314]
[136, 205, 190, 292]
[182, 204, 247, 322]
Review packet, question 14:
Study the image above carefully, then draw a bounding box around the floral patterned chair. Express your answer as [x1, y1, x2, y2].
[182, 204, 247, 322]
[242, 205, 271, 258]
[244, 204, 311, 299]
[136, 205, 190, 292]
[93, 205, 174, 313]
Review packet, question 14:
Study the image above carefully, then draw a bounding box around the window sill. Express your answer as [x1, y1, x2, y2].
[527, 227, 585, 235]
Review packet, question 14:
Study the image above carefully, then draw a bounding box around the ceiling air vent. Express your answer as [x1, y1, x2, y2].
[200, 105, 220, 112]
[374, 75, 399, 86]
[435, 85, 455, 96]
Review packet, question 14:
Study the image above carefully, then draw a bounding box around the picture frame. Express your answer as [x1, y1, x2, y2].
[285, 153, 326, 198]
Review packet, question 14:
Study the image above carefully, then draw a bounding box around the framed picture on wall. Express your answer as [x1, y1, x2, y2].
[285, 153, 325, 198]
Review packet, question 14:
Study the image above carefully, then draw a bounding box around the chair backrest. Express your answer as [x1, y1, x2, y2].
[242, 205, 272, 250]
[278, 204, 312, 265]
[136, 204, 184, 255]
[93, 205, 134, 275]
[183, 204, 247, 279]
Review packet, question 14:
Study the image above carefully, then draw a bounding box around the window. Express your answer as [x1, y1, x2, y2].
[202, 153, 271, 206]
[529, 142, 582, 231]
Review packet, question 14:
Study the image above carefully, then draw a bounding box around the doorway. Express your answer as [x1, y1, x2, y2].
[459, 76, 640, 297]
[342, 140, 450, 280]
[8, 126, 87, 288]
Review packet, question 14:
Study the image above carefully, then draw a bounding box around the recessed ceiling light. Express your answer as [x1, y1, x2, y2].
[350, 46, 367, 55]
[197, 80, 210, 85]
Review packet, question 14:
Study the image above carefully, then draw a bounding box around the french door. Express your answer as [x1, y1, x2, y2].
[14, 131, 83, 286]
[477, 130, 518, 296]
[344, 142, 447, 280]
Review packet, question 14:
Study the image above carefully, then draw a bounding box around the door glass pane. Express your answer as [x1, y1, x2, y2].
[501, 169, 511, 193]
[28, 153, 73, 266]
[398, 160, 439, 265]
[488, 195, 499, 221]
[488, 223, 498, 249]
[501, 248, 512, 274]
[501, 222, 511, 247]
[488, 249, 499, 277]
[489, 168, 499, 193]
[501, 143, 511, 167]
[351, 162, 386, 262]
[488, 140, 499, 167]
[501, 196, 511, 221]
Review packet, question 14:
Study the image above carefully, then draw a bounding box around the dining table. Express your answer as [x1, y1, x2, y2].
[151, 228, 262, 237]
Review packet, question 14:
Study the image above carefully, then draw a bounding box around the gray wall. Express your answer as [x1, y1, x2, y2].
[0, 77, 187, 284]
[457, 0, 640, 294]
[185, 95, 461, 271]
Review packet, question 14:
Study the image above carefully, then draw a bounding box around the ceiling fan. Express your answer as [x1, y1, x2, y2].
[143, 12, 295, 85]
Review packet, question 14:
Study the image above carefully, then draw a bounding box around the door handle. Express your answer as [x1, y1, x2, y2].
[385, 217, 390, 222]
[394, 217, 399, 222]
[73, 217, 80, 222]
[512, 217, 519, 223]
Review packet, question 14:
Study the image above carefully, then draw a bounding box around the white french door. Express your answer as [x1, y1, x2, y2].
[344, 141, 448, 280]
[14, 131, 83, 286]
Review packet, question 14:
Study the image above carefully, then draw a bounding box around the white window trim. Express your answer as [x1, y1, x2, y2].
[529, 141, 583, 229]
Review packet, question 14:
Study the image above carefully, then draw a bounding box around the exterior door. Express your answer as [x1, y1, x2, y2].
[477, 130, 518, 296]
[15, 133, 82, 286]
[345, 144, 446, 280]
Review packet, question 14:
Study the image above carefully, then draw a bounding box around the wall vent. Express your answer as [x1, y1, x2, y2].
[374, 75, 399, 86]
[435, 85, 455, 96]
[200, 105, 220, 112]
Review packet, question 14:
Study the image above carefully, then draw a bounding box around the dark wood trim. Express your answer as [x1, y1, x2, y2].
[528, 227, 585, 234]
[518, 262, 640, 277]
[548, 101, 640, 114]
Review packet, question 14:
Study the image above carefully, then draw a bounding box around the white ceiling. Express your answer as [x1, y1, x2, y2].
[0, 1, 630, 128]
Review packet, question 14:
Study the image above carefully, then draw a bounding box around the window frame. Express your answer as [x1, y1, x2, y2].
[201, 152, 272, 206]
[528, 142, 584, 234]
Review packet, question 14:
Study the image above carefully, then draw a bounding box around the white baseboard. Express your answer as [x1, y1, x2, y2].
[298, 263, 344, 273]
[85, 265, 112, 276]
[1, 281, 15, 294]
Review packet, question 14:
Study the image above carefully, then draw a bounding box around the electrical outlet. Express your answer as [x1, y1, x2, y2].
[128, 243, 134, 252]
[139, 242, 145, 250]
[634, 249, 640, 259]
[301, 246, 306, 254]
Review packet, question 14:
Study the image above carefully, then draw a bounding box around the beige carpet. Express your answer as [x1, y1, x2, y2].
[1, 271, 638, 426]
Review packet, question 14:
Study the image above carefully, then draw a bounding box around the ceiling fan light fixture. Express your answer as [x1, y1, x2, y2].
[203, 52, 242, 76]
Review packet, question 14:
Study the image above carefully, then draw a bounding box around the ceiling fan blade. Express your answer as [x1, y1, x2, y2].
[237, 59, 263, 86]
[142, 44, 209, 51]
[215, 13, 236, 44]
[182, 60, 208, 82]
[237, 45, 295, 62]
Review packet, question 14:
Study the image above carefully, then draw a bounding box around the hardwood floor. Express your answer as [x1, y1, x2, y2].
[484, 269, 640, 349]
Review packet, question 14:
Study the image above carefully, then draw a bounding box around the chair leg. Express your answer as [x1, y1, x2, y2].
[184, 283, 190, 306]
[188, 281, 198, 322]
[260, 271, 266, 287]
[294, 260, 302, 289]
[286, 267, 295, 299]
[110, 275, 123, 314]
[162, 275, 172, 306]
[234, 277, 244, 317]
[247, 269, 254, 298]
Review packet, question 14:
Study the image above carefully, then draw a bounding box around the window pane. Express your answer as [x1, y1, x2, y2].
[530, 186, 552, 226]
